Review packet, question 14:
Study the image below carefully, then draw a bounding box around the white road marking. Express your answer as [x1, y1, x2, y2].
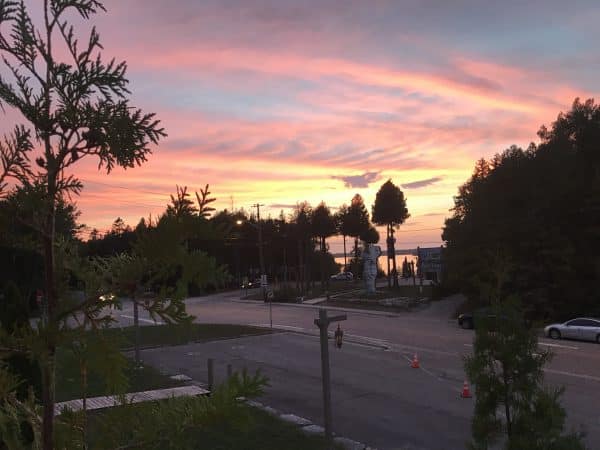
[466, 342, 579, 351]
[538, 342, 579, 350]
[120, 314, 164, 325]
[544, 368, 600, 383]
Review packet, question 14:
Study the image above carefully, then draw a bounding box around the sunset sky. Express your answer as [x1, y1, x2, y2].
[3, 0, 599, 250]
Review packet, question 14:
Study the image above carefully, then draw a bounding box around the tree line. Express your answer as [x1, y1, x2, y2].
[443, 98, 600, 321]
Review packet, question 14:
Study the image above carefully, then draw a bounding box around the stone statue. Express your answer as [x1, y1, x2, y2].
[362, 244, 381, 294]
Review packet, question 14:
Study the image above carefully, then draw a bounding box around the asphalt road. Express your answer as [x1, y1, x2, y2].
[118, 291, 600, 450]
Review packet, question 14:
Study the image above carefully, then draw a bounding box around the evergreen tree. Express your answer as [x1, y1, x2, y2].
[345, 194, 370, 261]
[166, 185, 198, 218]
[443, 99, 600, 319]
[0, 1, 167, 447]
[372, 179, 409, 288]
[465, 300, 587, 450]
[311, 202, 337, 288]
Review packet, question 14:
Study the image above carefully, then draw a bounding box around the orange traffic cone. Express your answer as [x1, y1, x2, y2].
[411, 353, 420, 369]
[461, 380, 472, 398]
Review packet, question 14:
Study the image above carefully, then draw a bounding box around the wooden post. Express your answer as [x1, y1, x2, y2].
[314, 309, 347, 443]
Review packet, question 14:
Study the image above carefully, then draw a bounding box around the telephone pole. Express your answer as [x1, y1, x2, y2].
[252, 203, 271, 327]
[252, 203, 265, 278]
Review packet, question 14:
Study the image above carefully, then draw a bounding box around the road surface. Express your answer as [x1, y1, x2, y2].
[118, 291, 600, 450]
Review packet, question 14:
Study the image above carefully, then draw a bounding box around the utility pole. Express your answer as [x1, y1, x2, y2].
[314, 309, 347, 443]
[252, 203, 271, 328]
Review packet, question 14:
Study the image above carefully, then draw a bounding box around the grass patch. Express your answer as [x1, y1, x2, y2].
[56, 323, 271, 402]
[84, 399, 342, 450]
[55, 350, 184, 402]
[108, 323, 272, 349]
[185, 405, 343, 450]
[322, 300, 409, 313]
[243, 282, 360, 302]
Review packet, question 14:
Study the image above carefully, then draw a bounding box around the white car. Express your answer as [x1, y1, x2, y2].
[544, 318, 600, 343]
[330, 272, 353, 281]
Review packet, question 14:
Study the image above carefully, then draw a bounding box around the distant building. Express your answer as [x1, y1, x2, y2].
[416, 246, 443, 283]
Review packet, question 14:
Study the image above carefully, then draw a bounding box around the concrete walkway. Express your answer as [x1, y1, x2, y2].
[54, 385, 209, 416]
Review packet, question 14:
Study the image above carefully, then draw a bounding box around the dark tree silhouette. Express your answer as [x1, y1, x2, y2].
[311, 202, 337, 288]
[344, 194, 370, 261]
[360, 226, 380, 244]
[443, 98, 600, 320]
[372, 179, 409, 287]
[166, 185, 198, 218]
[335, 204, 350, 271]
[291, 202, 312, 294]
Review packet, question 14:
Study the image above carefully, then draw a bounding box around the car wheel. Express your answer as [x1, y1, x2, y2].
[461, 319, 473, 330]
[596, 334, 600, 344]
[549, 329, 561, 340]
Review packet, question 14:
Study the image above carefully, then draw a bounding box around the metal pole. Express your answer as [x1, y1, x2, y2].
[318, 309, 333, 441]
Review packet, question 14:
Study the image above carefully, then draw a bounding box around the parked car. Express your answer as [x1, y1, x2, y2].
[458, 308, 530, 330]
[330, 272, 353, 281]
[544, 318, 600, 343]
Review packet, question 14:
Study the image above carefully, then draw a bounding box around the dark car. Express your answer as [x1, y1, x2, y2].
[458, 309, 505, 330]
[458, 307, 530, 330]
[458, 311, 476, 329]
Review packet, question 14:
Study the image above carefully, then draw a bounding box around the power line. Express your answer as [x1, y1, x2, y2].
[80, 179, 171, 197]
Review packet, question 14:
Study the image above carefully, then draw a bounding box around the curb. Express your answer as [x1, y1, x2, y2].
[231, 298, 400, 318]
[243, 399, 376, 450]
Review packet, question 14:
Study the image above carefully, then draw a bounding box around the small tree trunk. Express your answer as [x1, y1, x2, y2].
[297, 239, 304, 295]
[82, 362, 88, 448]
[390, 227, 399, 288]
[42, 178, 57, 450]
[133, 295, 141, 366]
[386, 224, 391, 288]
[343, 235, 347, 271]
[503, 368, 512, 439]
[320, 237, 326, 291]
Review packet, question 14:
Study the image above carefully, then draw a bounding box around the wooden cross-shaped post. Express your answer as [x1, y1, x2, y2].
[314, 309, 347, 442]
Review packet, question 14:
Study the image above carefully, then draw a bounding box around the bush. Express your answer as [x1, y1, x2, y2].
[271, 285, 300, 302]
[0, 282, 29, 332]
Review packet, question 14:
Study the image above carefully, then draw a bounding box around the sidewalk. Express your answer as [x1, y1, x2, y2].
[54, 385, 208, 416]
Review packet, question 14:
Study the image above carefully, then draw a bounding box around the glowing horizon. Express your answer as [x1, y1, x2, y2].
[2, 0, 599, 250]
